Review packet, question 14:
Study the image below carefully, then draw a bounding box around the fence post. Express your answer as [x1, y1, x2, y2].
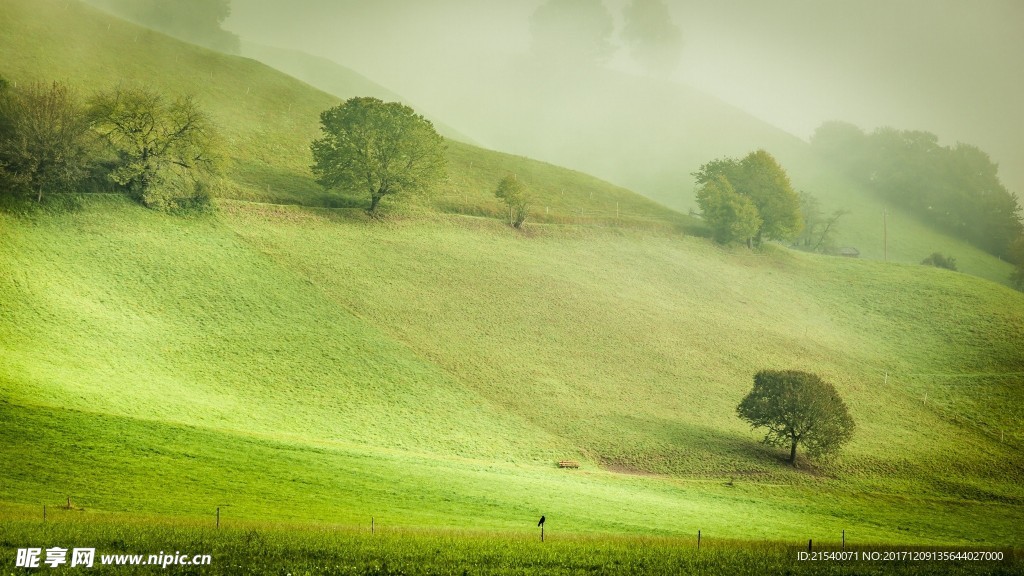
[43, 505, 46, 522]
[697, 530, 701, 550]
[842, 530, 845, 549]
[216, 507, 220, 528]
[371, 517, 374, 535]
[808, 539, 812, 552]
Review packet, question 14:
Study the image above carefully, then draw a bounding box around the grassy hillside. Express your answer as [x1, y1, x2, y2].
[1, 0, 1022, 556]
[2, 198, 1023, 546]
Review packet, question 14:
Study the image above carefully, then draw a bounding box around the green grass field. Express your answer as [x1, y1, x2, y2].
[2, 0, 1023, 572]
[2, 198, 1021, 547]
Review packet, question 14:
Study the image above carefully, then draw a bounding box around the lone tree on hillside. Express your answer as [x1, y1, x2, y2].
[495, 174, 530, 228]
[694, 150, 802, 247]
[88, 86, 220, 210]
[737, 370, 854, 467]
[311, 97, 446, 216]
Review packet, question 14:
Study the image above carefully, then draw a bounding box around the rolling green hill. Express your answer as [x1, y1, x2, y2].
[1, 0, 1023, 554]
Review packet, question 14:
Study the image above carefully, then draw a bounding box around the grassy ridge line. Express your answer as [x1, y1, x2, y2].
[0, 0, 692, 233]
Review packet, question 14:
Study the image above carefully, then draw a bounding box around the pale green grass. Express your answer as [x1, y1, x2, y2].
[221, 201, 1024, 488]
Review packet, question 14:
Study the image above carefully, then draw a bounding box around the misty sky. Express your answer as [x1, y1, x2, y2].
[225, 0, 1024, 193]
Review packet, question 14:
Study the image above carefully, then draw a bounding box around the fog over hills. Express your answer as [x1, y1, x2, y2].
[226, 0, 1024, 198]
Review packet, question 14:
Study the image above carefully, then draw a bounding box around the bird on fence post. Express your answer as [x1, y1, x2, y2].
[538, 515, 545, 542]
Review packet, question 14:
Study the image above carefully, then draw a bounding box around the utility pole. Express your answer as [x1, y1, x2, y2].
[883, 209, 888, 262]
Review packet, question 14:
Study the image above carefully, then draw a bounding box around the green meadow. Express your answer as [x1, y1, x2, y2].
[1, 0, 1023, 572]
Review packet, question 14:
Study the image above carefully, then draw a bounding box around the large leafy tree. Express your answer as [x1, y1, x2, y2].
[622, 0, 683, 77]
[311, 97, 446, 216]
[737, 370, 855, 467]
[88, 87, 219, 210]
[0, 81, 94, 203]
[694, 150, 802, 246]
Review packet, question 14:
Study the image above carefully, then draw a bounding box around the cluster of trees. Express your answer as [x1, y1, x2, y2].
[85, 0, 239, 53]
[694, 150, 803, 247]
[0, 76, 219, 211]
[810, 122, 1024, 260]
[530, 0, 683, 76]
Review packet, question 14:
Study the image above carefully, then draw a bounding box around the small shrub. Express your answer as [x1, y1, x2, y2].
[921, 252, 957, 271]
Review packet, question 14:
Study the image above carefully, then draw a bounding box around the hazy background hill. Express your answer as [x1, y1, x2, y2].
[224, 36, 1018, 284]
[226, 0, 1024, 199]
[239, 40, 476, 143]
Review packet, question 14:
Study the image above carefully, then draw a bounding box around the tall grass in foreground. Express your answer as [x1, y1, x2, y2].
[1, 515, 1017, 575]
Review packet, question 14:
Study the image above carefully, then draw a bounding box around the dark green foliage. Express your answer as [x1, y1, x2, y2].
[494, 174, 530, 228]
[811, 122, 1024, 258]
[622, 0, 683, 77]
[311, 97, 446, 215]
[88, 86, 220, 211]
[1008, 236, 1024, 291]
[737, 370, 855, 466]
[695, 174, 760, 245]
[921, 252, 958, 271]
[86, 0, 239, 53]
[0, 80, 94, 203]
[530, 0, 615, 66]
[1011, 268, 1024, 291]
[694, 150, 802, 246]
